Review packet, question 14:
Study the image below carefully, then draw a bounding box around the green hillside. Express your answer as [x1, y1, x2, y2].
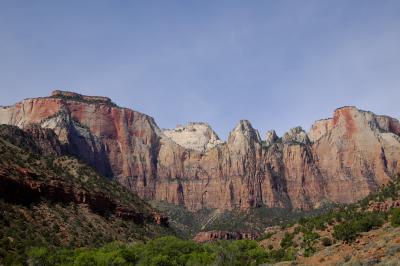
[0, 126, 173, 265]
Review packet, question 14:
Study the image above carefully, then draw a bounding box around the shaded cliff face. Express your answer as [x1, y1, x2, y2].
[0, 124, 63, 157]
[1, 91, 399, 212]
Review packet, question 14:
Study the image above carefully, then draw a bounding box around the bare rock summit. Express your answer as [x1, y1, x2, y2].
[162, 122, 223, 152]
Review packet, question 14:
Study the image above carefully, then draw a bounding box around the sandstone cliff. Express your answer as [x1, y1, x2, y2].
[1, 91, 399, 211]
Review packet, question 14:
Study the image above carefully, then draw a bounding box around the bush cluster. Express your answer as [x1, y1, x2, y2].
[280, 233, 294, 249]
[333, 212, 384, 242]
[390, 208, 400, 227]
[27, 237, 295, 266]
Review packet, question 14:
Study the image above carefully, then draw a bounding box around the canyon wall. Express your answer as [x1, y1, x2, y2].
[1, 91, 399, 211]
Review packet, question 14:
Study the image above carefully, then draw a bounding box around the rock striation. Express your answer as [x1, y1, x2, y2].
[1, 91, 399, 212]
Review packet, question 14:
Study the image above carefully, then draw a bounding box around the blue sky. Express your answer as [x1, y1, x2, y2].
[0, 1, 399, 139]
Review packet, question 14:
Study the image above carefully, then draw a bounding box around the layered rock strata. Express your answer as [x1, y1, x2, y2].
[1, 91, 399, 211]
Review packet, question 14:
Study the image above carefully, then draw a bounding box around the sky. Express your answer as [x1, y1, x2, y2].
[0, 1, 399, 139]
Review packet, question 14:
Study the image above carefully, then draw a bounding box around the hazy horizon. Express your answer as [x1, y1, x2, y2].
[1, 1, 399, 138]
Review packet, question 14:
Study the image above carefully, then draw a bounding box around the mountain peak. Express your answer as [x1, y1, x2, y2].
[265, 130, 278, 145]
[163, 122, 223, 152]
[282, 126, 309, 144]
[228, 120, 261, 145]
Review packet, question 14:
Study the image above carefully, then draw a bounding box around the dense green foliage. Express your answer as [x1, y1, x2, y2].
[333, 212, 385, 242]
[27, 237, 295, 266]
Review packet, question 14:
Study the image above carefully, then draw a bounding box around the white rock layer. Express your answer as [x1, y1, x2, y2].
[163, 122, 224, 152]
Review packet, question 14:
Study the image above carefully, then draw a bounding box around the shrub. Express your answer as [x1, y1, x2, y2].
[390, 208, 400, 227]
[354, 212, 384, 232]
[333, 222, 358, 242]
[303, 231, 319, 244]
[280, 233, 294, 249]
[321, 237, 332, 246]
[303, 245, 316, 257]
[333, 212, 384, 242]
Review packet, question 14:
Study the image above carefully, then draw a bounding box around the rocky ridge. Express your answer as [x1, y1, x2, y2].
[1, 91, 399, 212]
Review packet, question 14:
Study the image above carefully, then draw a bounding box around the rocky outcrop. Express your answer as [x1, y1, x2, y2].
[51, 90, 116, 106]
[308, 119, 334, 142]
[265, 130, 278, 146]
[0, 124, 62, 156]
[282, 126, 309, 144]
[193, 231, 260, 243]
[1, 92, 399, 212]
[368, 199, 400, 212]
[163, 122, 223, 152]
[0, 166, 168, 226]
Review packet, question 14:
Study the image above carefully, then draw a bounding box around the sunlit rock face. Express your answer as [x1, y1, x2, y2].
[162, 122, 224, 152]
[1, 91, 399, 211]
[311, 106, 400, 203]
[282, 127, 309, 144]
[264, 130, 278, 146]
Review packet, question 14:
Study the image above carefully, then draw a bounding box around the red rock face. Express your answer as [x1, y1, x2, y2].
[312, 107, 400, 204]
[1, 92, 399, 212]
